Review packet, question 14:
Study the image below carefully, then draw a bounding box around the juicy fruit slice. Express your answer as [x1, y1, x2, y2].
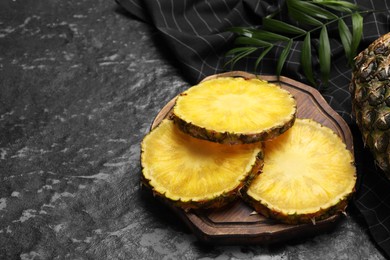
[245, 119, 356, 224]
[172, 77, 297, 144]
[350, 32, 390, 176]
[141, 119, 263, 210]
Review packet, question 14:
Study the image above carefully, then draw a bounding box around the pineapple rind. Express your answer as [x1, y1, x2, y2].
[172, 77, 297, 144]
[350, 32, 390, 174]
[244, 119, 356, 224]
[172, 113, 296, 145]
[244, 190, 352, 225]
[141, 119, 264, 210]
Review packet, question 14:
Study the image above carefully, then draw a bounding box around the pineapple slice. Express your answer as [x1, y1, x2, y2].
[245, 119, 356, 224]
[172, 77, 297, 144]
[141, 119, 263, 210]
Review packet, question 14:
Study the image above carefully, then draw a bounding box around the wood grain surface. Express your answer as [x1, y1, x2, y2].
[149, 71, 354, 244]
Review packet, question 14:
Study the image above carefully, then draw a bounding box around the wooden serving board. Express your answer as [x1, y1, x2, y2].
[149, 71, 354, 245]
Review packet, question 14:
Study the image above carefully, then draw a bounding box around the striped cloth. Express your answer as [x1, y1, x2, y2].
[117, 0, 390, 256]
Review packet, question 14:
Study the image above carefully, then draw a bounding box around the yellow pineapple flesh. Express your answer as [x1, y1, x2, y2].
[245, 119, 356, 224]
[141, 119, 263, 210]
[172, 77, 297, 144]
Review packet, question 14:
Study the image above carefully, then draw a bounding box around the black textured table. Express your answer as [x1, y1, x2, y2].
[0, 1, 386, 259]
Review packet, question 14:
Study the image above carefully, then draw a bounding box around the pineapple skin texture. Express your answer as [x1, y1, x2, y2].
[350, 32, 390, 176]
[172, 113, 296, 145]
[243, 192, 351, 225]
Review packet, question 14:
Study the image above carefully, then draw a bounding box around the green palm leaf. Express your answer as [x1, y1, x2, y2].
[225, 0, 369, 86]
[319, 25, 331, 84]
[276, 40, 293, 77]
[289, 6, 324, 26]
[250, 30, 290, 42]
[225, 47, 257, 67]
[255, 45, 273, 72]
[234, 37, 272, 47]
[338, 18, 352, 63]
[313, 0, 359, 12]
[301, 32, 315, 85]
[225, 47, 255, 57]
[351, 12, 363, 58]
[229, 27, 253, 37]
[263, 18, 306, 35]
[289, 0, 338, 20]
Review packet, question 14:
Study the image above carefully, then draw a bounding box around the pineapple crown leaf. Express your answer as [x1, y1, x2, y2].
[225, 0, 371, 87]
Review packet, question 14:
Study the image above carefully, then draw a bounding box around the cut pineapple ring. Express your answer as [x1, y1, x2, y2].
[172, 77, 297, 144]
[141, 119, 263, 209]
[245, 119, 356, 224]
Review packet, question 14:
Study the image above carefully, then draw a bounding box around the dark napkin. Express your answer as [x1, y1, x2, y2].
[117, 0, 390, 256]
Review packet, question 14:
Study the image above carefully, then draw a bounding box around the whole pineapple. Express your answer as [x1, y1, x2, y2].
[350, 33, 390, 177]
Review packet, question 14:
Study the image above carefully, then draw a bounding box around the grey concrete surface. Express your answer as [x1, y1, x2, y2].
[0, 0, 387, 259]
